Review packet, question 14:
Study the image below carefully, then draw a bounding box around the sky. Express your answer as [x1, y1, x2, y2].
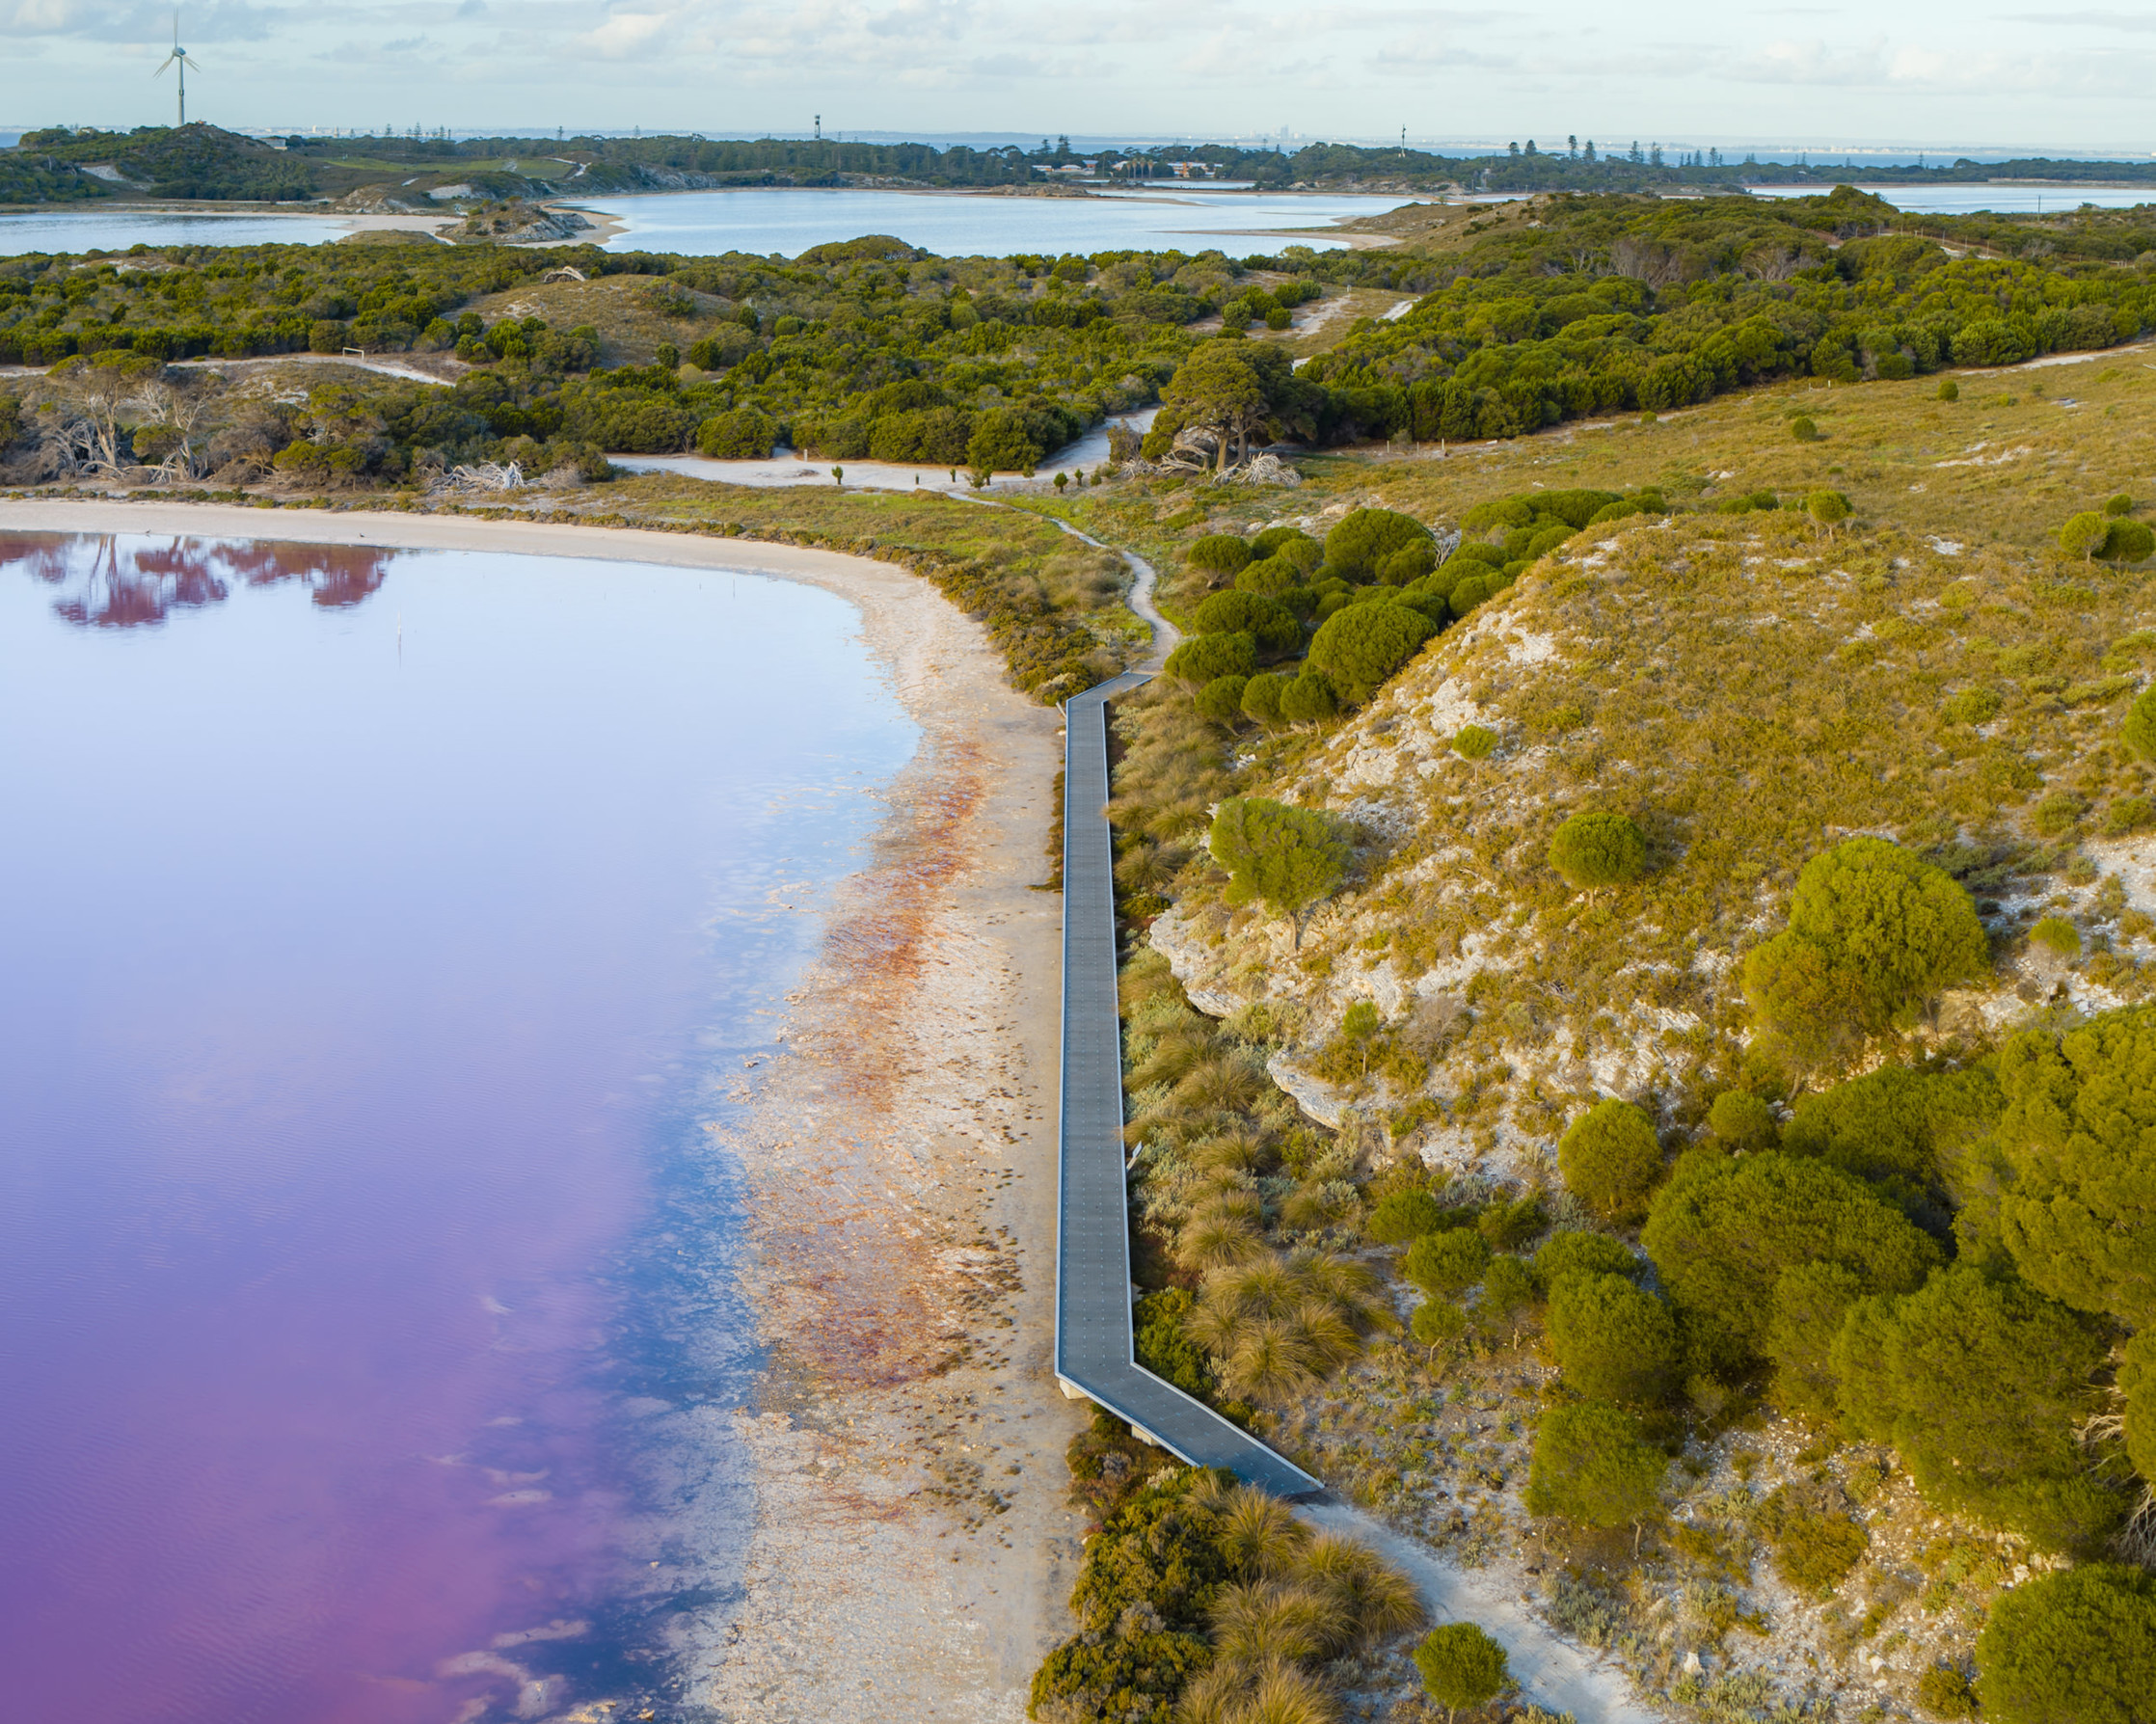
[8, 0, 2156, 154]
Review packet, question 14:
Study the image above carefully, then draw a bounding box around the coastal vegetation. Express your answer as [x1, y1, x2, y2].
[1004, 330, 2156, 1717]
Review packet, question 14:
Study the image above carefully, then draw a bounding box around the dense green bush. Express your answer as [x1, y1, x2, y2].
[1835, 1263, 2120, 1551]
[1239, 670, 1289, 725]
[1306, 598, 1439, 704]
[1368, 1189, 1448, 1245]
[1194, 675, 1251, 725]
[1278, 670, 1339, 724]
[1992, 1006, 2156, 1328]
[695, 405, 778, 458]
[1414, 1623, 1510, 1720]
[1642, 1150, 1942, 1376]
[1531, 1229, 1640, 1292]
[1557, 1097, 1663, 1222]
[1323, 507, 1431, 579]
[1547, 811, 1649, 891]
[1187, 533, 1254, 577]
[1189, 589, 1302, 654]
[1164, 631, 1257, 687]
[1752, 1486, 1869, 1594]
[1974, 1565, 2156, 1724]
[1523, 1401, 1665, 1529]
[1206, 796, 1351, 948]
[1403, 1227, 1492, 1298]
[1706, 1090, 1779, 1150]
[1546, 1271, 1679, 1405]
[1741, 838, 1988, 1062]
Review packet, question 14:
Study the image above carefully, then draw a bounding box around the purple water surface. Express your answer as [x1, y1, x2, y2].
[0, 533, 917, 1723]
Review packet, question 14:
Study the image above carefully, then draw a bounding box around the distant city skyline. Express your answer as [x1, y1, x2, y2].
[7, 0, 2155, 154]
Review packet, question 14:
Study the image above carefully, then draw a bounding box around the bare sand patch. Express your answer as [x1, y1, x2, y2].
[0, 498, 1089, 1720]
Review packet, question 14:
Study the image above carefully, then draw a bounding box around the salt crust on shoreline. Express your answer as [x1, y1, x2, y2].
[0, 500, 1087, 1721]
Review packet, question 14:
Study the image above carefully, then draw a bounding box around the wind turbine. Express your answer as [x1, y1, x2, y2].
[154, 16, 202, 128]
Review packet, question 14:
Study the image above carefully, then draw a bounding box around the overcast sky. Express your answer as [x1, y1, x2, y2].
[10, 0, 2156, 153]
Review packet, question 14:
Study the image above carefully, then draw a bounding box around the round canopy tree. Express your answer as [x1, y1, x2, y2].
[1558, 1097, 1663, 1223]
[1414, 1623, 1510, 1724]
[1307, 598, 1438, 705]
[1548, 811, 1648, 891]
[1206, 796, 1352, 950]
[1523, 1401, 1664, 1530]
[1975, 1564, 2156, 1724]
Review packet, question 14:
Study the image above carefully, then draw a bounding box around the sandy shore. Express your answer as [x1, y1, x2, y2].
[0, 498, 1089, 1720]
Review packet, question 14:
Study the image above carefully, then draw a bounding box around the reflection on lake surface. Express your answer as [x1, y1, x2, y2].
[0, 533, 918, 1723]
[576, 185, 1415, 256]
[0, 185, 1415, 260]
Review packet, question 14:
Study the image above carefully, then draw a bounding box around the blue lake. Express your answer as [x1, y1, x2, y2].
[0, 186, 1417, 259]
[0, 532, 917, 1723]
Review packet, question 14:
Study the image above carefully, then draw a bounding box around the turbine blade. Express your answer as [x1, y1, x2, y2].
[154, 57, 171, 74]
[184, 55, 202, 67]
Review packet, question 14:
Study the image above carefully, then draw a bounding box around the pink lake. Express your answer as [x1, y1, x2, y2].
[0, 532, 916, 1723]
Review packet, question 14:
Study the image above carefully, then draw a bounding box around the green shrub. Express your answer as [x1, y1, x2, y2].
[1523, 1401, 1665, 1528]
[1643, 1150, 1942, 1376]
[1190, 589, 1301, 653]
[1478, 1255, 1536, 1339]
[2061, 511, 2112, 561]
[2104, 494, 2135, 517]
[1992, 1005, 2156, 1327]
[1368, 1189, 1447, 1245]
[1706, 1090, 1778, 1150]
[1740, 837, 1988, 1059]
[1163, 631, 1256, 687]
[2125, 688, 2156, 762]
[1779, 1061, 2000, 1190]
[1478, 1194, 1547, 1249]
[1791, 416, 1819, 442]
[1195, 675, 1251, 725]
[1324, 507, 1432, 579]
[1806, 489, 1851, 533]
[1547, 1272, 1679, 1405]
[2030, 915, 2082, 957]
[1206, 796, 1352, 949]
[1452, 723, 1498, 759]
[1915, 1664, 1979, 1719]
[1753, 1487, 1868, 1594]
[1557, 1098, 1663, 1222]
[1234, 554, 1300, 598]
[1531, 1229, 1639, 1293]
[1942, 686, 2002, 725]
[1412, 1296, 1469, 1352]
[1404, 1227, 1492, 1298]
[1307, 599, 1439, 704]
[2104, 794, 2155, 835]
[1937, 379, 1959, 401]
[1414, 1623, 1510, 1721]
[1548, 812, 1648, 891]
[2106, 519, 2156, 562]
[1835, 1263, 2121, 1552]
[1975, 1564, 2156, 1724]
[1187, 533, 1253, 577]
[1376, 539, 1439, 584]
[1251, 525, 1323, 571]
[696, 406, 779, 458]
[1240, 670, 1290, 726]
[1279, 671, 1338, 724]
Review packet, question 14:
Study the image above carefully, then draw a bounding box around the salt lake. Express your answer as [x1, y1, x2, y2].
[0, 531, 918, 1723]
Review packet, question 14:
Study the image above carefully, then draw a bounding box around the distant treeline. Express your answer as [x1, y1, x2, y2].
[9, 124, 2156, 206]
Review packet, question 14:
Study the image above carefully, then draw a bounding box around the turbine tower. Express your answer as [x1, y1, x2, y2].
[154, 16, 202, 128]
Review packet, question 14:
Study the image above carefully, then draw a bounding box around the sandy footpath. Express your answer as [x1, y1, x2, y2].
[0, 499, 1091, 1721]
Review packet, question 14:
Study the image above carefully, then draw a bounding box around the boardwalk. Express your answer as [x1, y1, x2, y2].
[1053, 671, 1320, 1497]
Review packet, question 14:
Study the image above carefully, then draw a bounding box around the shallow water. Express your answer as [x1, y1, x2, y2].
[0, 532, 918, 1722]
[0, 186, 1415, 259]
[573, 184, 1414, 256]
[1744, 182, 2155, 214]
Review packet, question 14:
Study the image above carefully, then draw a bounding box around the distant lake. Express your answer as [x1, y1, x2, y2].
[0, 532, 917, 1723]
[0, 207, 365, 255]
[569, 185, 1417, 256]
[1746, 182, 2155, 214]
[0, 186, 1416, 259]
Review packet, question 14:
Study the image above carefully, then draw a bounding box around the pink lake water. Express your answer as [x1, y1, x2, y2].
[0, 532, 917, 1723]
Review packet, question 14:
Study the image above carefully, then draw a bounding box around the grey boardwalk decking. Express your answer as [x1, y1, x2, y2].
[1054, 673, 1321, 1498]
